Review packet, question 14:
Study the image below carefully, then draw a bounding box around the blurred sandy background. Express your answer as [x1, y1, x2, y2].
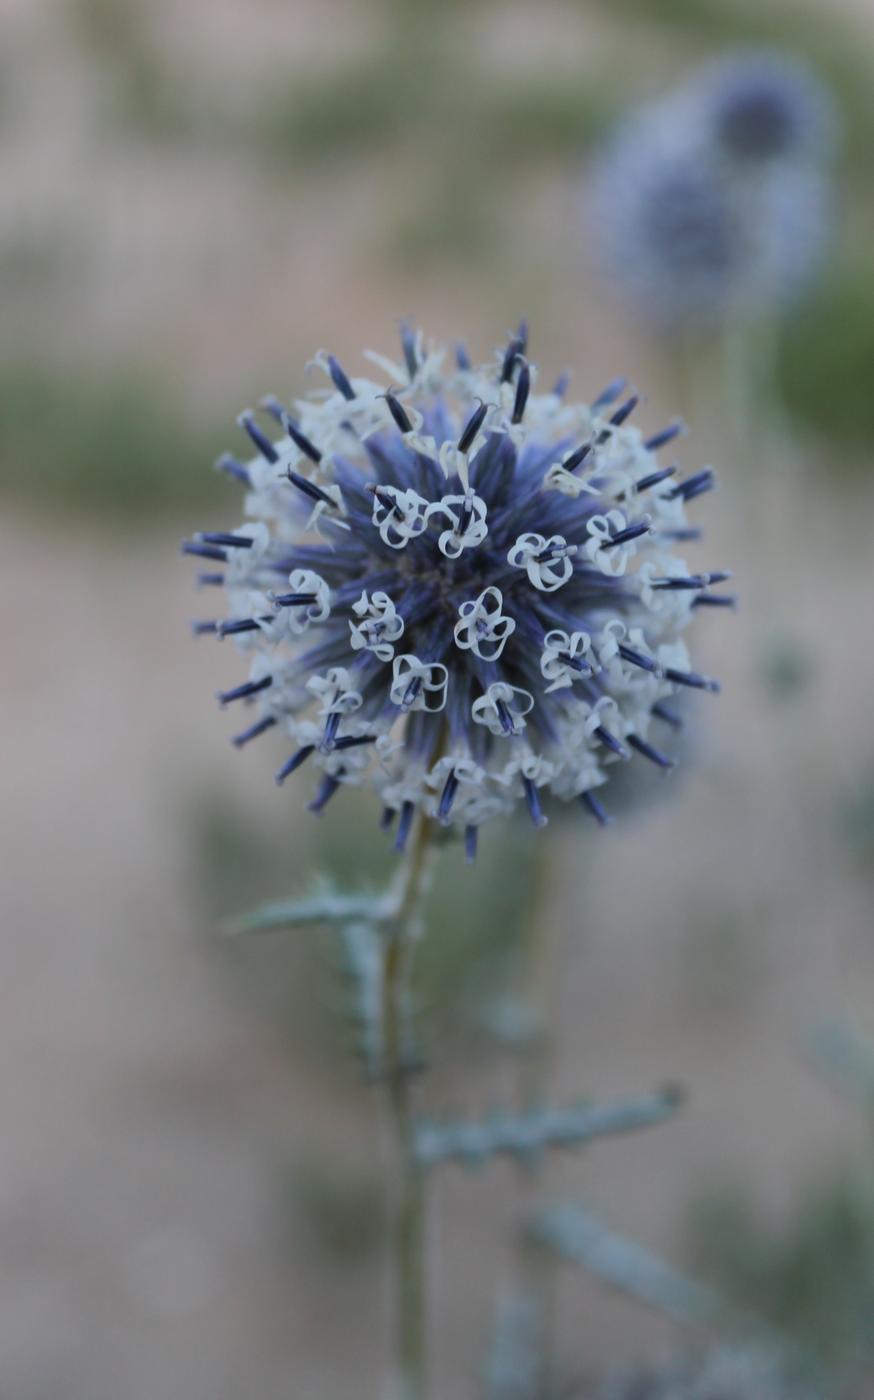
[2, 0, 874, 1396]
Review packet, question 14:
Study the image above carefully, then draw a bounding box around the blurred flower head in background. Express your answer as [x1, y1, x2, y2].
[587, 50, 838, 332]
[184, 326, 730, 857]
[693, 50, 838, 166]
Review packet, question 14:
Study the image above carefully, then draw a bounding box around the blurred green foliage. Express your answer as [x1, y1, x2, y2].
[780, 260, 874, 451]
[386, 167, 496, 268]
[261, 60, 408, 165]
[70, 0, 141, 55]
[190, 787, 301, 921]
[0, 361, 228, 519]
[286, 1158, 386, 1264]
[688, 1170, 874, 1371]
[69, 0, 193, 141]
[482, 80, 613, 161]
[678, 896, 770, 1021]
[189, 788, 336, 1062]
[414, 823, 536, 1043]
[262, 59, 611, 171]
[190, 779, 538, 1073]
[839, 768, 874, 876]
[760, 633, 813, 702]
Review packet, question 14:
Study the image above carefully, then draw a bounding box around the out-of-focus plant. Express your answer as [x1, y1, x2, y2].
[590, 0, 874, 175]
[585, 46, 837, 492]
[587, 51, 837, 344]
[182, 323, 731, 1395]
[587, 50, 836, 713]
[0, 362, 227, 520]
[69, 0, 194, 140]
[596, 1344, 825, 1399]
[837, 767, 874, 878]
[685, 1024, 874, 1394]
[779, 259, 874, 456]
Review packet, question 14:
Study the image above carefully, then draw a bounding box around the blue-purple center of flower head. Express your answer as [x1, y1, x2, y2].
[642, 165, 742, 277]
[718, 86, 799, 160]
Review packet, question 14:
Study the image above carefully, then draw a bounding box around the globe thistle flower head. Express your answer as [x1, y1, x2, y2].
[751, 158, 833, 307]
[588, 95, 833, 329]
[691, 50, 838, 166]
[589, 119, 751, 330]
[184, 326, 730, 858]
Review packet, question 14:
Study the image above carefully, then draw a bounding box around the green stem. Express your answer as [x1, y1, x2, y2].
[382, 813, 435, 1400]
[506, 830, 570, 1392]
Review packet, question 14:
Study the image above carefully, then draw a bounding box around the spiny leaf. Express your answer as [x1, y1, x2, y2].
[331, 921, 424, 1082]
[225, 881, 388, 937]
[529, 1201, 716, 1326]
[807, 1022, 874, 1114]
[414, 1085, 684, 1170]
[336, 921, 387, 1081]
[484, 1290, 546, 1400]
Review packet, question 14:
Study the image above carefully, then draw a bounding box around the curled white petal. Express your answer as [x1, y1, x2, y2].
[349, 589, 404, 661]
[582, 510, 642, 577]
[471, 682, 535, 737]
[496, 748, 556, 789]
[390, 655, 449, 713]
[454, 586, 516, 662]
[427, 755, 487, 825]
[456, 787, 512, 827]
[306, 667, 363, 716]
[374, 732, 403, 771]
[543, 462, 598, 498]
[215, 521, 272, 588]
[596, 618, 627, 667]
[548, 729, 606, 799]
[438, 406, 495, 488]
[428, 755, 485, 789]
[270, 568, 331, 635]
[426, 493, 488, 559]
[507, 532, 576, 591]
[637, 557, 697, 626]
[540, 629, 593, 692]
[581, 695, 624, 743]
[371, 486, 429, 549]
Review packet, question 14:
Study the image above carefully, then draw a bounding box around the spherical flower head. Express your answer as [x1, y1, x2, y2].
[588, 96, 833, 329]
[690, 49, 838, 165]
[588, 119, 750, 329]
[184, 326, 731, 857]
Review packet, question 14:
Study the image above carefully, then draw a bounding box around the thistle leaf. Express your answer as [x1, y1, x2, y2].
[414, 1085, 683, 1170]
[337, 920, 387, 1081]
[808, 1022, 874, 1112]
[529, 1201, 716, 1326]
[484, 1291, 545, 1400]
[225, 880, 387, 936]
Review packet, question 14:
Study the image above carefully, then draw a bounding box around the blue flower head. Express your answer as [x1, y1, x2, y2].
[589, 98, 833, 330]
[693, 50, 838, 165]
[184, 327, 731, 859]
[589, 122, 752, 329]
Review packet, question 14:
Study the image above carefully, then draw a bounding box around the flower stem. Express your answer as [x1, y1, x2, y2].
[383, 812, 435, 1400]
[509, 831, 568, 1389]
